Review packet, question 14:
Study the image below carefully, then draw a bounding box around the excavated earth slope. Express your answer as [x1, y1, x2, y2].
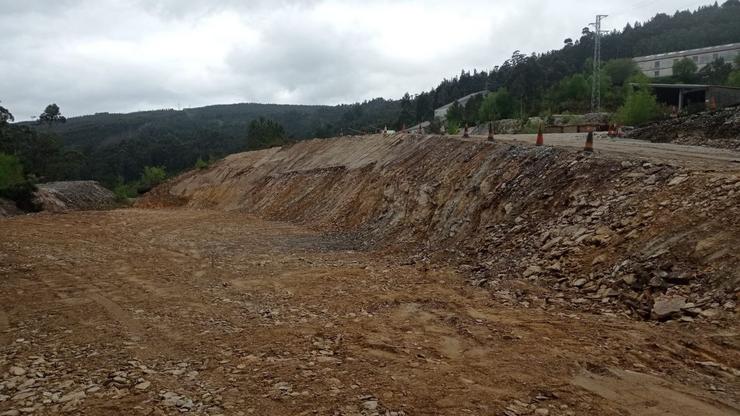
[3, 133, 739, 415]
[141, 133, 739, 323]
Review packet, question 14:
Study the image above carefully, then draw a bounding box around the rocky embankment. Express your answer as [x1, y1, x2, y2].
[140, 134, 739, 322]
[628, 107, 740, 150]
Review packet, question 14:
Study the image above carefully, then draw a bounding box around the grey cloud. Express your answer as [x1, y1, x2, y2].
[0, 0, 711, 120]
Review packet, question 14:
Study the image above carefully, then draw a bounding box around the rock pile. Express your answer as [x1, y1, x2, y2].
[32, 181, 117, 213]
[0, 336, 229, 416]
[627, 107, 740, 150]
[464, 160, 738, 322]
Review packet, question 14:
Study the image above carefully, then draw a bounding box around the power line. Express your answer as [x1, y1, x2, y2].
[590, 14, 608, 112]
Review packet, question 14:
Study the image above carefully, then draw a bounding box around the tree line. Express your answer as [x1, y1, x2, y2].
[399, 1, 740, 129]
[2, 1, 739, 207]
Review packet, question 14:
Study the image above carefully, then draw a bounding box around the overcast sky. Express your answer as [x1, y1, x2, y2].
[0, 0, 712, 120]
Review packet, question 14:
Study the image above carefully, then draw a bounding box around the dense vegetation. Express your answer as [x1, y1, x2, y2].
[18, 100, 400, 186]
[1, 1, 739, 199]
[0, 105, 77, 209]
[416, 1, 740, 121]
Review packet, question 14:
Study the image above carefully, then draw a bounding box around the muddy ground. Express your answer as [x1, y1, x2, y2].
[1, 209, 738, 415]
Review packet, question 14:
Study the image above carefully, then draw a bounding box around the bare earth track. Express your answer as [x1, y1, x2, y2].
[1, 134, 739, 415]
[468, 133, 740, 170]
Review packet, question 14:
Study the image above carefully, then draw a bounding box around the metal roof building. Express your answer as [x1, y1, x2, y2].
[632, 83, 740, 112]
[433, 90, 489, 120]
[633, 43, 740, 78]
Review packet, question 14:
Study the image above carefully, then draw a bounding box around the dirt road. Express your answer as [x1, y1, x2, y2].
[466, 133, 740, 170]
[1, 209, 738, 415]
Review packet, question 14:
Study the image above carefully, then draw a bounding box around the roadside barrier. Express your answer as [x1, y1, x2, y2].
[536, 123, 544, 146]
[584, 130, 594, 152]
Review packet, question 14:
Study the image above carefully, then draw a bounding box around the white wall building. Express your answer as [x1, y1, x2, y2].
[633, 43, 740, 78]
[433, 90, 489, 120]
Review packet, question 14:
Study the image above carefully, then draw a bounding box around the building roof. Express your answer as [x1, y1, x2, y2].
[434, 90, 489, 114]
[633, 43, 740, 62]
[630, 83, 740, 90]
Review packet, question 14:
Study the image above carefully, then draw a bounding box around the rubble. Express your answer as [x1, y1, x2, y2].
[651, 296, 687, 321]
[627, 106, 740, 150]
[32, 181, 117, 213]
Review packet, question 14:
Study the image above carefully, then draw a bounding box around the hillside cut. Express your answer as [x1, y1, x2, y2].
[142, 133, 739, 322]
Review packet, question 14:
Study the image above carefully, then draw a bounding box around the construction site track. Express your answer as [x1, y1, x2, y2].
[463, 133, 740, 171]
[1, 208, 738, 415]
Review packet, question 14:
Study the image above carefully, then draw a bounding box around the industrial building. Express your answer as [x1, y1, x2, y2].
[630, 83, 740, 112]
[633, 43, 740, 78]
[433, 90, 488, 120]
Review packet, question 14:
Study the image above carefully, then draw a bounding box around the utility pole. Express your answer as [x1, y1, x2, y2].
[590, 14, 608, 112]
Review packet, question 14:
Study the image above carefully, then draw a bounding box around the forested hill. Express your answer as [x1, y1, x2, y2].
[25, 99, 400, 184]
[406, 0, 740, 123]
[49, 101, 400, 150]
[6, 0, 740, 189]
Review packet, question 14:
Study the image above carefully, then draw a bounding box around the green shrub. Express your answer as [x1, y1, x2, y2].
[113, 183, 138, 202]
[446, 120, 460, 135]
[616, 87, 662, 126]
[479, 88, 517, 121]
[519, 120, 540, 134]
[728, 70, 740, 87]
[0, 153, 24, 189]
[138, 166, 167, 193]
[0, 181, 39, 212]
[195, 158, 209, 170]
[673, 58, 698, 83]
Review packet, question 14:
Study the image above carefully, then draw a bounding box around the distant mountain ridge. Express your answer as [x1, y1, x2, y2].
[20, 0, 740, 185]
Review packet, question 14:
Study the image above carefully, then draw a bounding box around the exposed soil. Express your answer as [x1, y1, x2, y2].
[139, 133, 739, 321]
[1, 209, 738, 415]
[2, 133, 739, 415]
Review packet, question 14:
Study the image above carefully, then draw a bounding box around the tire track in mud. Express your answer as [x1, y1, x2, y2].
[29, 265, 180, 359]
[86, 292, 146, 336]
[573, 368, 740, 416]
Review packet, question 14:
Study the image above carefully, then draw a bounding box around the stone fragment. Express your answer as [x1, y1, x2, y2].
[651, 296, 687, 320]
[572, 278, 587, 288]
[134, 381, 150, 390]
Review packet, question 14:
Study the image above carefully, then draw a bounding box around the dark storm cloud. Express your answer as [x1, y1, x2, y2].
[0, 0, 711, 120]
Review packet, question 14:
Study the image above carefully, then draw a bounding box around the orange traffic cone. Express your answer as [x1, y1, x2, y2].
[463, 123, 470, 138]
[487, 122, 494, 141]
[584, 130, 594, 152]
[536, 123, 544, 146]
